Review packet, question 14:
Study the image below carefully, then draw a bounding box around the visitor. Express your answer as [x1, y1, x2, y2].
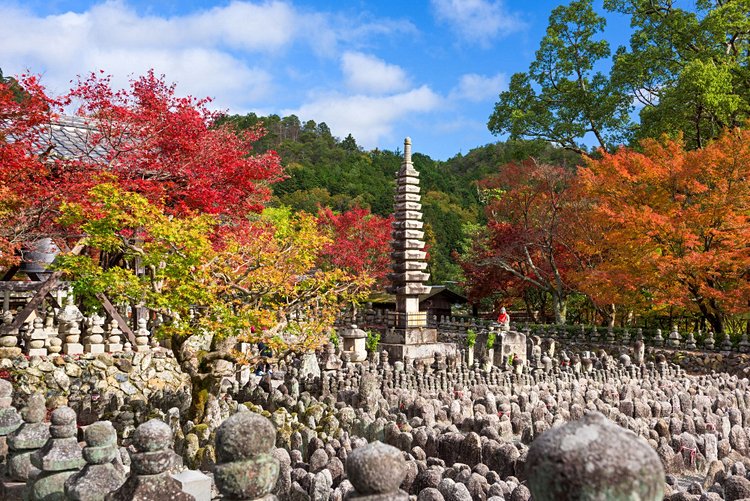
[256, 341, 273, 376]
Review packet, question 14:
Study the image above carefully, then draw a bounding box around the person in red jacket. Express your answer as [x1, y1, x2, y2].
[497, 307, 510, 331]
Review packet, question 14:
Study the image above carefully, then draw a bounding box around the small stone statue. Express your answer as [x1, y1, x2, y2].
[105, 419, 194, 500]
[214, 411, 280, 500]
[497, 307, 510, 332]
[346, 441, 408, 499]
[27, 317, 48, 357]
[134, 318, 150, 352]
[28, 406, 85, 500]
[65, 421, 126, 501]
[527, 412, 664, 500]
[703, 330, 715, 350]
[6, 392, 50, 482]
[667, 325, 681, 347]
[0, 379, 21, 463]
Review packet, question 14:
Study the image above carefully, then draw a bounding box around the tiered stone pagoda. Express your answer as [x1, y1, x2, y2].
[380, 138, 456, 361]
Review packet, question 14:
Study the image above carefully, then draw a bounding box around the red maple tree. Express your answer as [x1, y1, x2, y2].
[460, 160, 585, 323]
[317, 206, 393, 285]
[0, 71, 284, 267]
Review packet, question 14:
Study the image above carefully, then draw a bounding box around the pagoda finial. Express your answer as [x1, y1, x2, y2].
[404, 137, 412, 164]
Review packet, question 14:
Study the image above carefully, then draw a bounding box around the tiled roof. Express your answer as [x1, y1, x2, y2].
[35, 115, 109, 161]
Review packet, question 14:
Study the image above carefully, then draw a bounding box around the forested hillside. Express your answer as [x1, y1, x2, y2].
[218, 112, 581, 285]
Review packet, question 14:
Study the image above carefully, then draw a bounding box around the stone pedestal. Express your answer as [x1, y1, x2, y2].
[493, 330, 527, 367]
[380, 327, 457, 362]
[171, 470, 211, 501]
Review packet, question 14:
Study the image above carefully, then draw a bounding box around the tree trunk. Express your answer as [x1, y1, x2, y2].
[607, 304, 616, 329]
[171, 332, 239, 425]
[552, 292, 567, 325]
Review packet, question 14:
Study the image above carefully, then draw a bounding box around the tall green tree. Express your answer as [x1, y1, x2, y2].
[606, 0, 750, 149]
[488, 0, 633, 155]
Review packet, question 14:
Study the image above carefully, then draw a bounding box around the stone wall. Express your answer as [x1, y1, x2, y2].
[535, 338, 750, 378]
[0, 350, 190, 425]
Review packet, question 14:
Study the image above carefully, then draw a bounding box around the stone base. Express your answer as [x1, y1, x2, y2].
[381, 327, 437, 345]
[0, 477, 25, 501]
[27, 348, 48, 357]
[380, 341, 457, 362]
[28, 469, 76, 501]
[63, 344, 84, 355]
[85, 344, 106, 354]
[106, 344, 123, 353]
[171, 469, 212, 501]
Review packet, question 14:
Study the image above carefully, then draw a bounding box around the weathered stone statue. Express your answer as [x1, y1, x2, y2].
[0, 379, 21, 463]
[65, 421, 126, 501]
[527, 411, 664, 501]
[28, 406, 85, 500]
[214, 411, 280, 500]
[105, 419, 194, 501]
[346, 441, 408, 500]
[6, 392, 49, 482]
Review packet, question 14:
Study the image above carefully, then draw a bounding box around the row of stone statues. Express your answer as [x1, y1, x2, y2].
[0, 300, 154, 358]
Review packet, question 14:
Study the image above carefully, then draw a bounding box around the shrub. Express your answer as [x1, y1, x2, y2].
[466, 329, 477, 348]
[330, 331, 340, 348]
[487, 332, 496, 350]
[365, 330, 380, 352]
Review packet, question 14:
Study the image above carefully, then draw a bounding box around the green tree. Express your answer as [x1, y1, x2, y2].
[488, 0, 633, 155]
[57, 184, 369, 423]
[606, 0, 750, 148]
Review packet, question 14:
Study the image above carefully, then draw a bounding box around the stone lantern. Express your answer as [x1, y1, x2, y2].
[340, 324, 367, 362]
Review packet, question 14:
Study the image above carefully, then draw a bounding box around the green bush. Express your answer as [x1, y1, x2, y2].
[487, 332, 496, 350]
[329, 331, 340, 348]
[466, 329, 477, 348]
[365, 330, 380, 352]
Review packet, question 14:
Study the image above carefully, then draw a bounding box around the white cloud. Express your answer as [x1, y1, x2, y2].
[285, 86, 442, 148]
[431, 0, 524, 46]
[341, 52, 410, 95]
[0, 1, 439, 151]
[0, 1, 292, 106]
[450, 72, 507, 102]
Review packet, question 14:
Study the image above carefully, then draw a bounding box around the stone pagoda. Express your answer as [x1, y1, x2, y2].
[380, 138, 456, 362]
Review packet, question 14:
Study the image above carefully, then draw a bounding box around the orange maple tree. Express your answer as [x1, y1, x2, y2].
[578, 130, 750, 333]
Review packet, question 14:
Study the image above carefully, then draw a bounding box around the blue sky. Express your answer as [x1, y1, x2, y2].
[1, 0, 632, 160]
